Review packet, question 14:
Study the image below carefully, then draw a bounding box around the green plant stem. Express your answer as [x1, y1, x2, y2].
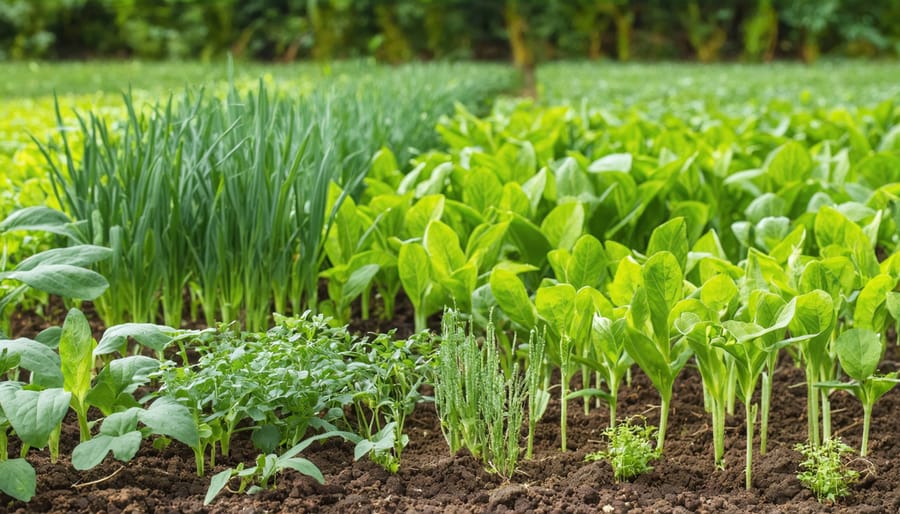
[560, 376, 568, 452]
[0, 430, 7, 461]
[821, 392, 832, 442]
[194, 446, 205, 477]
[657, 395, 670, 451]
[745, 401, 757, 490]
[806, 371, 820, 447]
[49, 424, 61, 464]
[414, 310, 427, 334]
[861, 403, 872, 457]
[75, 403, 90, 442]
[760, 371, 770, 454]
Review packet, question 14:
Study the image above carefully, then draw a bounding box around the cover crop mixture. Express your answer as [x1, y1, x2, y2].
[1, 61, 899, 506]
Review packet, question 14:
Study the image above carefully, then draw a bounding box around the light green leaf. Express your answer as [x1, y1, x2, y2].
[641, 252, 683, 342]
[424, 220, 465, 276]
[566, 235, 607, 289]
[588, 153, 632, 173]
[647, 218, 688, 271]
[541, 202, 584, 251]
[854, 274, 896, 331]
[0, 459, 36, 502]
[398, 243, 431, 307]
[834, 328, 883, 382]
[535, 284, 577, 337]
[0, 338, 63, 388]
[59, 309, 95, 405]
[489, 268, 536, 329]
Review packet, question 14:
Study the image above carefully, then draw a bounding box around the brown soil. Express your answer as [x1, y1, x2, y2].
[5, 301, 900, 513]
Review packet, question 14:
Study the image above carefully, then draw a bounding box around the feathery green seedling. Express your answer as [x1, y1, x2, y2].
[795, 438, 860, 503]
[586, 417, 661, 482]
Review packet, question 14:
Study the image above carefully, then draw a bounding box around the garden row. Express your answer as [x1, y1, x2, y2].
[1, 63, 899, 505]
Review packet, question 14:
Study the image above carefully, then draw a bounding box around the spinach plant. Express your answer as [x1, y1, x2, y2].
[818, 328, 900, 457]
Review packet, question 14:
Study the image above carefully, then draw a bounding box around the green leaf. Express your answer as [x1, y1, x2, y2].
[765, 141, 812, 187]
[0, 265, 109, 300]
[0, 459, 36, 502]
[489, 268, 536, 330]
[854, 274, 896, 331]
[205, 469, 234, 505]
[398, 243, 431, 308]
[834, 329, 883, 382]
[566, 235, 607, 289]
[87, 356, 160, 415]
[0, 385, 71, 448]
[0, 206, 72, 237]
[641, 252, 683, 342]
[424, 220, 464, 276]
[814, 206, 879, 280]
[888, 292, 900, 323]
[535, 284, 577, 337]
[280, 457, 325, 484]
[341, 264, 380, 307]
[0, 338, 63, 388]
[59, 309, 95, 405]
[540, 202, 584, 251]
[588, 153, 632, 173]
[403, 194, 445, 239]
[623, 328, 673, 396]
[139, 397, 200, 447]
[699, 274, 738, 314]
[505, 212, 552, 267]
[72, 430, 142, 470]
[647, 218, 688, 271]
[608, 256, 642, 307]
[463, 168, 503, 215]
[252, 425, 281, 454]
[95, 323, 176, 356]
[15, 245, 112, 272]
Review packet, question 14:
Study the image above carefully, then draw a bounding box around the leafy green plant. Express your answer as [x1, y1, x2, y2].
[818, 328, 900, 457]
[0, 206, 111, 336]
[795, 438, 860, 503]
[71, 399, 199, 470]
[205, 431, 357, 505]
[585, 417, 661, 482]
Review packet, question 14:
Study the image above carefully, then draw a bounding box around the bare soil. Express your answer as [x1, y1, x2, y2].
[4, 305, 900, 513]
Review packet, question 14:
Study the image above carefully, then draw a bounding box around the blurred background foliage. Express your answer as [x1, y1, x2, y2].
[1, 0, 898, 63]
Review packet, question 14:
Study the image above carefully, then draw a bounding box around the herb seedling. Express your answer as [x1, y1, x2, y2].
[795, 438, 860, 502]
[586, 417, 661, 482]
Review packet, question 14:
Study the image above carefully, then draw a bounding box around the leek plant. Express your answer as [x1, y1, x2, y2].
[39, 63, 516, 330]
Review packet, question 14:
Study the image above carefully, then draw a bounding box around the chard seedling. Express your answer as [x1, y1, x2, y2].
[584, 315, 632, 429]
[205, 430, 357, 505]
[623, 250, 692, 450]
[818, 328, 900, 457]
[720, 294, 810, 489]
[59, 308, 96, 442]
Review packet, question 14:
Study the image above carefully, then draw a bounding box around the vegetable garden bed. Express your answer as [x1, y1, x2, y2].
[3, 61, 900, 513]
[5, 305, 900, 513]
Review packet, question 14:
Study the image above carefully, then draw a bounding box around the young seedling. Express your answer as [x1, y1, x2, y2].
[795, 438, 860, 502]
[818, 328, 900, 457]
[585, 417, 661, 482]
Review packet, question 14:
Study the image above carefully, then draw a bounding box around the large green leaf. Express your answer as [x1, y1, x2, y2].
[0, 338, 63, 388]
[0, 384, 71, 448]
[641, 252, 683, 342]
[15, 245, 112, 271]
[647, 218, 688, 271]
[398, 243, 431, 308]
[0, 264, 109, 300]
[535, 284, 577, 337]
[558, 235, 605, 290]
[94, 323, 176, 356]
[0, 459, 36, 502]
[540, 202, 584, 251]
[424, 220, 464, 276]
[834, 328, 883, 382]
[489, 268, 536, 330]
[854, 274, 896, 331]
[0, 206, 73, 237]
[139, 397, 199, 447]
